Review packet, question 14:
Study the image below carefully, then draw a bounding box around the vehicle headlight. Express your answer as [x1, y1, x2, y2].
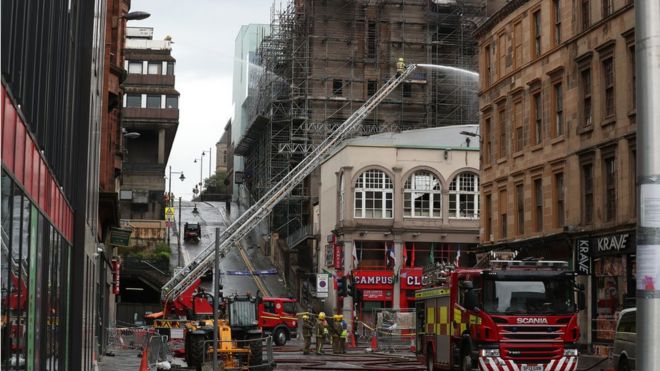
[252, 320, 259, 325]
[292, 320, 297, 327]
[564, 348, 578, 357]
[480, 349, 500, 357]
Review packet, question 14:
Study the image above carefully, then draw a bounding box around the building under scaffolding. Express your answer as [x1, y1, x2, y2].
[235, 0, 487, 251]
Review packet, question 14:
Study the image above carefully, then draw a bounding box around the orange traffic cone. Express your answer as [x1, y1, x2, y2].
[139, 346, 149, 371]
[350, 332, 357, 348]
[370, 334, 378, 351]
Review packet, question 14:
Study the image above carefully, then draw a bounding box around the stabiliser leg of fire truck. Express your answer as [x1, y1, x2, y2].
[160, 63, 422, 308]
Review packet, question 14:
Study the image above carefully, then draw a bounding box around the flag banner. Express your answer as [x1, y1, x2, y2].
[429, 242, 435, 265]
[411, 242, 416, 267]
[403, 242, 408, 266]
[352, 243, 359, 269]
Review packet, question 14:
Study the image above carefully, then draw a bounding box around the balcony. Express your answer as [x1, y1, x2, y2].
[125, 74, 175, 86]
[123, 162, 166, 175]
[122, 107, 179, 121]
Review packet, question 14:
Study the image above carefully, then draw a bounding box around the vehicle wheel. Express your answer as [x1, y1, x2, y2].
[426, 345, 435, 371]
[187, 334, 207, 369]
[249, 339, 263, 366]
[618, 357, 631, 371]
[461, 354, 473, 371]
[273, 328, 287, 346]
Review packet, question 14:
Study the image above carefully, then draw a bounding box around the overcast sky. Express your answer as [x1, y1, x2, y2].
[131, 0, 274, 200]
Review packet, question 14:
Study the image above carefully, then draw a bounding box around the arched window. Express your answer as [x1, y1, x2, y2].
[354, 169, 393, 218]
[449, 172, 479, 219]
[404, 171, 442, 218]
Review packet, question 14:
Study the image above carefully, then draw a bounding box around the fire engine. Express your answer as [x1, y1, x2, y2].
[415, 259, 585, 371]
[259, 297, 298, 346]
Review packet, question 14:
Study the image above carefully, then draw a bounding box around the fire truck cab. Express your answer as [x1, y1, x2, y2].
[415, 260, 585, 371]
[259, 297, 298, 346]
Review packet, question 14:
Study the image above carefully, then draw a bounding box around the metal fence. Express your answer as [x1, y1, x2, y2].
[106, 327, 156, 351]
[373, 308, 416, 353]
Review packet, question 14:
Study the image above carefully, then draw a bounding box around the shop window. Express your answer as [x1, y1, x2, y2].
[593, 255, 633, 342]
[146, 94, 161, 109]
[355, 240, 388, 270]
[404, 171, 442, 218]
[166, 95, 178, 109]
[449, 172, 479, 219]
[354, 170, 393, 219]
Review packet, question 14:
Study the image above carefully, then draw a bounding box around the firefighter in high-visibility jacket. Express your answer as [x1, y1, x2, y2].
[315, 312, 328, 354]
[396, 57, 406, 77]
[331, 315, 343, 354]
[340, 317, 348, 354]
[302, 314, 314, 355]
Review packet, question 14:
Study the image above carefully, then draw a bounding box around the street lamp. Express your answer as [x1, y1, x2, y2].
[202, 148, 213, 179]
[194, 156, 204, 188]
[123, 11, 151, 20]
[166, 166, 185, 251]
[167, 166, 186, 207]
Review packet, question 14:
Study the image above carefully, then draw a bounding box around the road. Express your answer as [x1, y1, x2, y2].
[170, 200, 288, 299]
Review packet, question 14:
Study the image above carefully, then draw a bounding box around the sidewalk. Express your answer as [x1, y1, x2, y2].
[578, 354, 612, 371]
[98, 348, 142, 371]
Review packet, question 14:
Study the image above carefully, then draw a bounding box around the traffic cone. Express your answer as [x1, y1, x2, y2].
[370, 334, 378, 351]
[350, 332, 357, 348]
[139, 346, 149, 371]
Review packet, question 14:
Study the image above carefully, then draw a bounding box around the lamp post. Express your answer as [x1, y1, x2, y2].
[202, 147, 212, 179]
[194, 155, 204, 188]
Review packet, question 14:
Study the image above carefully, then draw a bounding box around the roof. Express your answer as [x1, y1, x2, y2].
[473, 0, 528, 39]
[343, 124, 480, 151]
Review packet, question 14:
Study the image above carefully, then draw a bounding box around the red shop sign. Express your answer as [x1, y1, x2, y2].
[362, 289, 392, 301]
[352, 270, 393, 289]
[334, 244, 343, 270]
[400, 267, 424, 290]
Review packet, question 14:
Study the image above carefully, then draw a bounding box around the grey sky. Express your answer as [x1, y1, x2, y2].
[131, 0, 274, 200]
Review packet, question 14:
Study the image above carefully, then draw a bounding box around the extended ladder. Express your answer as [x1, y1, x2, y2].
[161, 64, 420, 302]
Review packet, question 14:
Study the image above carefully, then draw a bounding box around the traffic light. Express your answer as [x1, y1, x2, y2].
[346, 277, 353, 297]
[337, 276, 347, 296]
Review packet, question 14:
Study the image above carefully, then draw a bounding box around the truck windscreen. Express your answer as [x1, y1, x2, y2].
[482, 277, 576, 315]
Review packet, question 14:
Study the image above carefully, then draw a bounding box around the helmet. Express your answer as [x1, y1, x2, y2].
[338, 314, 343, 320]
[333, 314, 341, 320]
[318, 312, 326, 320]
[398, 57, 404, 62]
[302, 314, 309, 320]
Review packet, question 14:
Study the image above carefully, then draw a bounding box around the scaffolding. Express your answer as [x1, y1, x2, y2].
[237, 0, 486, 243]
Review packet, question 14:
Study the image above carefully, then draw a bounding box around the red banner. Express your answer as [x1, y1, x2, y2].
[334, 244, 343, 270]
[112, 258, 121, 295]
[400, 267, 424, 290]
[362, 289, 392, 301]
[352, 270, 393, 289]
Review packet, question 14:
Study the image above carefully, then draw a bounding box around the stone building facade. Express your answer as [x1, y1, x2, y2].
[474, 0, 635, 353]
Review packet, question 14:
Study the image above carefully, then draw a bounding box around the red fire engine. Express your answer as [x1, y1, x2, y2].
[258, 297, 298, 346]
[415, 260, 585, 371]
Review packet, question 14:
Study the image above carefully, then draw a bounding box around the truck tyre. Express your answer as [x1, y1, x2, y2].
[249, 340, 263, 366]
[273, 328, 287, 346]
[187, 334, 207, 370]
[461, 355, 473, 371]
[617, 357, 631, 371]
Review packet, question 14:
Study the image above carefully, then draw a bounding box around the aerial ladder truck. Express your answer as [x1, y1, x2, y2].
[159, 63, 425, 368]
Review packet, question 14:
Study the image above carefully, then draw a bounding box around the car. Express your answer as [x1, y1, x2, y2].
[183, 222, 201, 243]
[611, 307, 636, 371]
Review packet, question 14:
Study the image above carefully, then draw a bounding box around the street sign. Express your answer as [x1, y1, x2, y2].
[109, 227, 132, 247]
[165, 207, 175, 217]
[316, 273, 329, 298]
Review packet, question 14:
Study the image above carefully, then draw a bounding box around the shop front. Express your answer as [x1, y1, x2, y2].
[575, 231, 636, 355]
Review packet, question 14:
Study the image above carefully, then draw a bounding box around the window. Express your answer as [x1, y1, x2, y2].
[617, 311, 636, 333]
[498, 33, 506, 77]
[498, 106, 507, 158]
[367, 80, 377, 97]
[533, 10, 542, 57]
[581, 68, 593, 127]
[603, 57, 615, 117]
[532, 92, 543, 144]
[403, 83, 412, 97]
[630, 149, 636, 217]
[485, 194, 493, 240]
[484, 117, 492, 164]
[553, 83, 564, 137]
[128, 61, 143, 74]
[147, 61, 162, 75]
[332, 79, 343, 96]
[513, 21, 523, 68]
[515, 183, 524, 235]
[604, 156, 616, 221]
[449, 172, 479, 219]
[354, 169, 393, 219]
[582, 0, 591, 31]
[367, 22, 377, 59]
[499, 189, 507, 238]
[404, 171, 442, 218]
[603, 0, 613, 18]
[125, 93, 141, 108]
[582, 163, 594, 224]
[484, 44, 491, 86]
[146, 94, 161, 108]
[534, 178, 543, 232]
[629, 46, 636, 110]
[554, 173, 565, 227]
[166, 61, 175, 75]
[513, 101, 523, 152]
[166, 95, 178, 109]
[554, 0, 561, 45]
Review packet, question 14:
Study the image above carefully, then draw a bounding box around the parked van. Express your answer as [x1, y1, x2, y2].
[611, 307, 636, 371]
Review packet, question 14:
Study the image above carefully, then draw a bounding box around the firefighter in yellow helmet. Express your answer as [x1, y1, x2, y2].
[396, 57, 406, 77]
[315, 312, 328, 354]
[331, 314, 342, 354]
[302, 314, 314, 355]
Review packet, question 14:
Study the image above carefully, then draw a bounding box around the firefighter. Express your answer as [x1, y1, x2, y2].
[331, 315, 343, 354]
[396, 57, 406, 77]
[340, 316, 348, 354]
[315, 312, 328, 354]
[302, 314, 314, 355]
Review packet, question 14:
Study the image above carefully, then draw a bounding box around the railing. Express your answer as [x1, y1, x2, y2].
[285, 224, 313, 250]
[201, 336, 275, 371]
[122, 107, 179, 121]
